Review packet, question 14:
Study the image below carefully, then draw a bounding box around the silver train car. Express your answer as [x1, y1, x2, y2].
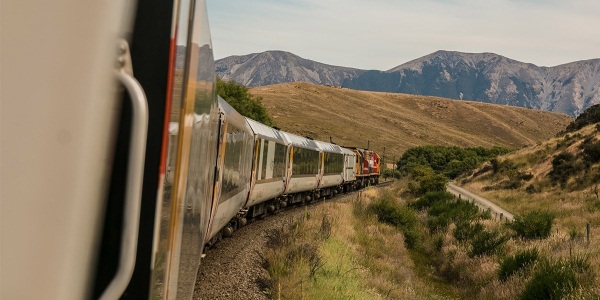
[1, 0, 380, 299]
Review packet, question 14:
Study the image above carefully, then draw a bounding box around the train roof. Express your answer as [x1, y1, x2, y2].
[340, 147, 356, 156]
[245, 117, 289, 144]
[218, 96, 253, 134]
[281, 131, 320, 151]
[314, 140, 344, 154]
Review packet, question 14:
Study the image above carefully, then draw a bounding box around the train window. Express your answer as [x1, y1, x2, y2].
[292, 147, 320, 176]
[273, 143, 287, 178]
[260, 139, 269, 180]
[220, 126, 251, 202]
[324, 152, 344, 174]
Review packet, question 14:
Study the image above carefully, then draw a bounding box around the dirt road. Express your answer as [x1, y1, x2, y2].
[446, 182, 514, 221]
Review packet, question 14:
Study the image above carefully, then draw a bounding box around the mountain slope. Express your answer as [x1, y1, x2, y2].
[250, 82, 572, 159]
[215, 51, 366, 87]
[351, 50, 600, 117]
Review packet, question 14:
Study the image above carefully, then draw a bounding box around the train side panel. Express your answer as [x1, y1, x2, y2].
[341, 148, 357, 185]
[283, 132, 321, 195]
[315, 140, 344, 189]
[246, 118, 289, 207]
[206, 98, 255, 241]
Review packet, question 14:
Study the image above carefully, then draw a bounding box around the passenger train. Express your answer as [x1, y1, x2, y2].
[1, 0, 380, 299]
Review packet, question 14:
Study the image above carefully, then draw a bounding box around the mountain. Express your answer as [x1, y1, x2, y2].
[346, 51, 600, 117]
[215, 51, 366, 87]
[249, 82, 572, 160]
[216, 50, 600, 117]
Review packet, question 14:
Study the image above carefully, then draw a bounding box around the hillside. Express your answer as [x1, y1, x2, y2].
[459, 122, 600, 224]
[250, 82, 572, 160]
[218, 50, 600, 116]
[455, 120, 600, 296]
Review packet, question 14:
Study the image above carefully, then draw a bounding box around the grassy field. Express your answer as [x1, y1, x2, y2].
[262, 186, 461, 299]
[250, 82, 572, 159]
[252, 82, 598, 298]
[263, 174, 600, 299]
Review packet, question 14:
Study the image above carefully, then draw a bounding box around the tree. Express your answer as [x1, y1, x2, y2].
[217, 78, 275, 126]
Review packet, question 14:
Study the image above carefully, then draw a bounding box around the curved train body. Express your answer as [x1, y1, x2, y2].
[1, 0, 380, 299]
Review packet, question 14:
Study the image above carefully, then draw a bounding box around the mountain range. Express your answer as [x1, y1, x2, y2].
[215, 50, 600, 116]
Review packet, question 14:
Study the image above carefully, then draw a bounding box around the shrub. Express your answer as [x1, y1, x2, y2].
[402, 227, 421, 250]
[521, 256, 591, 300]
[509, 210, 554, 240]
[428, 199, 479, 223]
[498, 248, 539, 281]
[580, 138, 600, 164]
[549, 152, 577, 187]
[417, 173, 448, 195]
[409, 191, 455, 210]
[427, 216, 451, 233]
[217, 78, 275, 126]
[368, 196, 416, 229]
[453, 220, 484, 243]
[382, 168, 402, 179]
[368, 195, 420, 249]
[468, 229, 509, 257]
[562, 104, 600, 134]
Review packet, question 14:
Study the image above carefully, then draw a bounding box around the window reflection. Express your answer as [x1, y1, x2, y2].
[292, 147, 320, 176]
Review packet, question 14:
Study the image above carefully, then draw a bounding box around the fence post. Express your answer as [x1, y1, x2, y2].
[587, 223, 590, 246]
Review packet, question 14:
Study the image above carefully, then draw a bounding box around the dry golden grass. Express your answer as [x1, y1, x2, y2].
[457, 124, 600, 297]
[251, 82, 572, 159]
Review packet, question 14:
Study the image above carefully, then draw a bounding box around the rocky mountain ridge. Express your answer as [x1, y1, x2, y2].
[216, 50, 600, 116]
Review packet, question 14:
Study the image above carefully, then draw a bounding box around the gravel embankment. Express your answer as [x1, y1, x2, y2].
[192, 193, 356, 299]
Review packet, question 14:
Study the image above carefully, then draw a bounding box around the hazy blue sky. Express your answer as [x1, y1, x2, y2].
[206, 0, 599, 70]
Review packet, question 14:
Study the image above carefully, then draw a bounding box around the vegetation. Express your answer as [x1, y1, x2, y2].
[367, 193, 420, 249]
[396, 145, 510, 179]
[521, 256, 592, 300]
[549, 152, 579, 187]
[498, 248, 539, 282]
[562, 104, 600, 134]
[509, 210, 555, 240]
[217, 78, 274, 126]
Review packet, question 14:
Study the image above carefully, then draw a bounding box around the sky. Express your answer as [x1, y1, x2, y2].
[206, 0, 599, 70]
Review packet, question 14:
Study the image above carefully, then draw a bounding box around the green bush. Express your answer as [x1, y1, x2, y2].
[509, 210, 554, 240]
[580, 138, 600, 164]
[427, 216, 450, 233]
[521, 256, 591, 300]
[397, 145, 510, 179]
[402, 227, 421, 250]
[217, 78, 275, 126]
[368, 196, 416, 229]
[549, 152, 578, 187]
[382, 168, 402, 179]
[368, 195, 420, 249]
[468, 229, 509, 257]
[409, 191, 455, 210]
[562, 104, 600, 134]
[453, 220, 484, 243]
[498, 248, 539, 281]
[428, 199, 479, 223]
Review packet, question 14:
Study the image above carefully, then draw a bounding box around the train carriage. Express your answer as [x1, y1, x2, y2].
[315, 140, 345, 198]
[341, 147, 358, 191]
[245, 117, 290, 217]
[282, 132, 322, 203]
[207, 98, 255, 243]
